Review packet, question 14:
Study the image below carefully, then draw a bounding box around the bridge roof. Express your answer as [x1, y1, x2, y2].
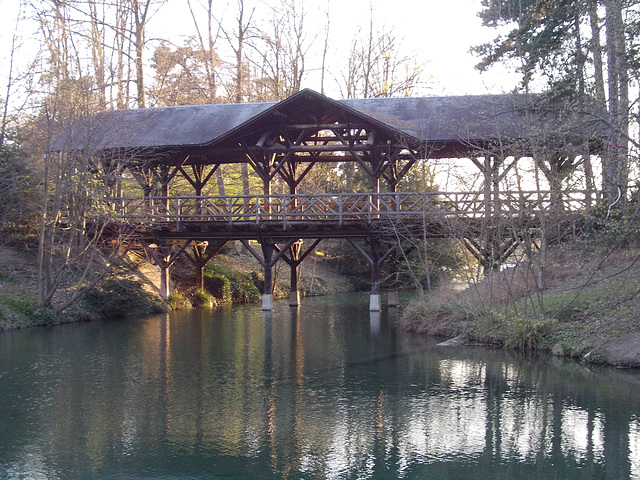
[52, 89, 605, 155]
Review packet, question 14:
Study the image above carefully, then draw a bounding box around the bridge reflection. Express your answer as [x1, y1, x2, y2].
[119, 306, 639, 477]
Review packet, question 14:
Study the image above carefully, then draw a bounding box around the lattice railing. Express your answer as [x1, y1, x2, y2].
[108, 191, 592, 227]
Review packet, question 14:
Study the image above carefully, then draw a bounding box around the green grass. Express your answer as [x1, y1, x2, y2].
[0, 271, 16, 282]
[0, 296, 35, 316]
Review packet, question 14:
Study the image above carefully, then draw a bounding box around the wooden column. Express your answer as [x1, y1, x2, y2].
[240, 238, 296, 311]
[259, 241, 274, 310]
[277, 239, 321, 307]
[145, 241, 191, 299]
[347, 238, 396, 311]
[370, 239, 382, 311]
[187, 241, 227, 290]
[288, 241, 301, 306]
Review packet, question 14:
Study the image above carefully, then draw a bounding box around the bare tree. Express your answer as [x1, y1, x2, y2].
[249, 0, 311, 101]
[129, 0, 168, 108]
[339, 21, 422, 99]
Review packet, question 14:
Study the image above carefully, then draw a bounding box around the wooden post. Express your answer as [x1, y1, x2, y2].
[288, 241, 302, 306]
[144, 241, 192, 300]
[261, 241, 275, 310]
[188, 241, 227, 291]
[370, 239, 382, 311]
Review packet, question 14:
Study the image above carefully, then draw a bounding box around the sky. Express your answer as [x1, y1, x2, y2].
[153, 0, 517, 97]
[0, 0, 518, 104]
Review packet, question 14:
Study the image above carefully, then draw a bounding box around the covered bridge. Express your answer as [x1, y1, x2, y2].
[53, 89, 605, 309]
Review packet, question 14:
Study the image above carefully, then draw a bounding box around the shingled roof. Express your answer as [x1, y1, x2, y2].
[51, 88, 606, 155]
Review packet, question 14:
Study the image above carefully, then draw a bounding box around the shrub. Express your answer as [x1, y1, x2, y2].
[0, 296, 35, 316]
[204, 275, 232, 304]
[168, 290, 192, 310]
[498, 314, 556, 351]
[0, 271, 16, 282]
[230, 272, 261, 303]
[205, 261, 260, 303]
[85, 279, 167, 318]
[193, 288, 216, 308]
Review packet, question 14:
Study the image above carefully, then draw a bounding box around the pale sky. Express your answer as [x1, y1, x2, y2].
[0, 0, 518, 106]
[154, 0, 518, 97]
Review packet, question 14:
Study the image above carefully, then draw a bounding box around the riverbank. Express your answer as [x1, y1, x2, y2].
[4, 234, 640, 369]
[401, 232, 640, 367]
[0, 243, 356, 330]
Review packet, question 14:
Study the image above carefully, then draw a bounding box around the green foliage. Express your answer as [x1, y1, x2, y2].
[0, 271, 16, 282]
[205, 261, 260, 303]
[0, 301, 63, 330]
[0, 296, 35, 316]
[167, 290, 192, 310]
[192, 288, 216, 308]
[85, 279, 168, 318]
[0, 130, 41, 243]
[473, 0, 581, 83]
[541, 291, 592, 322]
[490, 312, 556, 351]
[204, 275, 232, 304]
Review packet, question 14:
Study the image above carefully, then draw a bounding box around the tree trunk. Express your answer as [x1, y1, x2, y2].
[603, 0, 629, 207]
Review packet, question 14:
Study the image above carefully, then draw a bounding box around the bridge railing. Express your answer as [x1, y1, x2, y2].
[108, 191, 591, 227]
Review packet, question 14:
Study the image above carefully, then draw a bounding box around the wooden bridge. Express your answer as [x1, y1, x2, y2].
[106, 189, 591, 311]
[54, 89, 605, 310]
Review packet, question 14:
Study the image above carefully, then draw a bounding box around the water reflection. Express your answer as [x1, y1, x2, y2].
[1, 294, 640, 478]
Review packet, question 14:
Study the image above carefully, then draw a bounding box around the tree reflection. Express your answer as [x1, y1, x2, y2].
[1, 302, 639, 478]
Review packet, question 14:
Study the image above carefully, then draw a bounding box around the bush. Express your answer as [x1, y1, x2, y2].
[193, 288, 216, 308]
[85, 279, 167, 318]
[0, 296, 35, 316]
[204, 275, 232, 304]
[495, 313, 556, 351]
[205, 262, 261, 304]
[168, 290, 192, 310]
[229, 272, 261, 303]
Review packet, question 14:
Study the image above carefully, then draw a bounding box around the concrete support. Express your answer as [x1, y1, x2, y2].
[369, 310, 381, 334]
[289, 290, 301, 307]
[369, 293, 382, 312]
[262, 293, 274, 311]
[261, 242, 275, 311]
[388, 290, 400, 307]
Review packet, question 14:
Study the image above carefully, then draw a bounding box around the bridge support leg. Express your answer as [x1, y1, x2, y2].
[347, 238, 396, 312]
[187, 241, 227, 290]
[370, 240, 382, 311]
[277, 239, 321, 308]
[144, 241, 192, 300]
[261, 242, 275, 311]
[388, 290, 400, 307]
[241, 238, 316, 311]
[288, 241, 301, 306]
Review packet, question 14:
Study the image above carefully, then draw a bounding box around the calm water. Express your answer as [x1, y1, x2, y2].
[1, 293, 640, 479]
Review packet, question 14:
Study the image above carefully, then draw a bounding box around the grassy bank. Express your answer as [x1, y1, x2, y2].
[0, 242, 356, 330]
[401, 230, 640, 367]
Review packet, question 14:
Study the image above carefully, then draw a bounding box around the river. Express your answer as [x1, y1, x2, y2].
[1, 293, 640, 479]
